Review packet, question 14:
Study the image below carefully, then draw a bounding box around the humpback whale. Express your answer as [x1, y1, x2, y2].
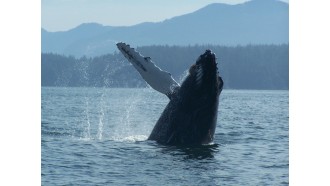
[117, 42, 223, 145]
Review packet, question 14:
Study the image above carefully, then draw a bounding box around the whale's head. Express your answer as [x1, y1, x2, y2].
[182, 50, 223, 96]
[171, 50, 223, 144]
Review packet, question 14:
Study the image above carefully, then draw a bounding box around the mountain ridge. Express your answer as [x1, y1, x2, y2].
[42, 0, 288, 57]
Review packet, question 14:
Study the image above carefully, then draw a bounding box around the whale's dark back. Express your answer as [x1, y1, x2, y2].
[148, 50, 224, 145]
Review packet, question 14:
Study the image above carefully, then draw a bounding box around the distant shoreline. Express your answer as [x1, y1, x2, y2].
[41, 86, 289, 91]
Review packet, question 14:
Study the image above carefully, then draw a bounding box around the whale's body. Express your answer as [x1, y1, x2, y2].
[117, 43, 223, 145]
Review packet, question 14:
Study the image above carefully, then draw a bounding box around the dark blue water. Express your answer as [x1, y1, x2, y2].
[42, 87, 288, 185]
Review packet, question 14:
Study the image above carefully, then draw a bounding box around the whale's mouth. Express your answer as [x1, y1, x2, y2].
[188, 50, 220, 90]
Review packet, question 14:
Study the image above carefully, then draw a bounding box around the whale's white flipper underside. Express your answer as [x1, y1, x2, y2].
[116, 42, 180, 98]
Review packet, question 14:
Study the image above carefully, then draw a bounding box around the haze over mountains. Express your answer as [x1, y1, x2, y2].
[42, 0, 288, 57]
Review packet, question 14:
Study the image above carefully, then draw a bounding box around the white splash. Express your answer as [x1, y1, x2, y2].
[179, 69, 190, 84]
[97, 94, 105, 140]
[112, 135, 148, 143]
[83, 97, 91, 139]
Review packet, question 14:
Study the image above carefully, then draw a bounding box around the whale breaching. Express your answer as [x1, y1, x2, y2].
[117, 42, 223, 145]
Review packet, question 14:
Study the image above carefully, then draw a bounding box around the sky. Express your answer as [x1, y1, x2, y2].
[42, 0, 289, 32]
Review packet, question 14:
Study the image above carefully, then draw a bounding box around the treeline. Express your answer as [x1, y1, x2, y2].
[41, 44, 289, 90]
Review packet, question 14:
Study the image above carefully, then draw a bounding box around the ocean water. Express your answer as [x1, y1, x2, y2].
[41, 87, 288, 185]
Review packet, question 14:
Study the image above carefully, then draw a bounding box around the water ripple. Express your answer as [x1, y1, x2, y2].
[42, 88, 288, 185]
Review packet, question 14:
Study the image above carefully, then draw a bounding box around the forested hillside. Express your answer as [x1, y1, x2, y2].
[42, 44, 288, 90]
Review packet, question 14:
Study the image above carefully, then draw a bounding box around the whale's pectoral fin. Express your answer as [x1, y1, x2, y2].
[116, 42, 180, 99]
